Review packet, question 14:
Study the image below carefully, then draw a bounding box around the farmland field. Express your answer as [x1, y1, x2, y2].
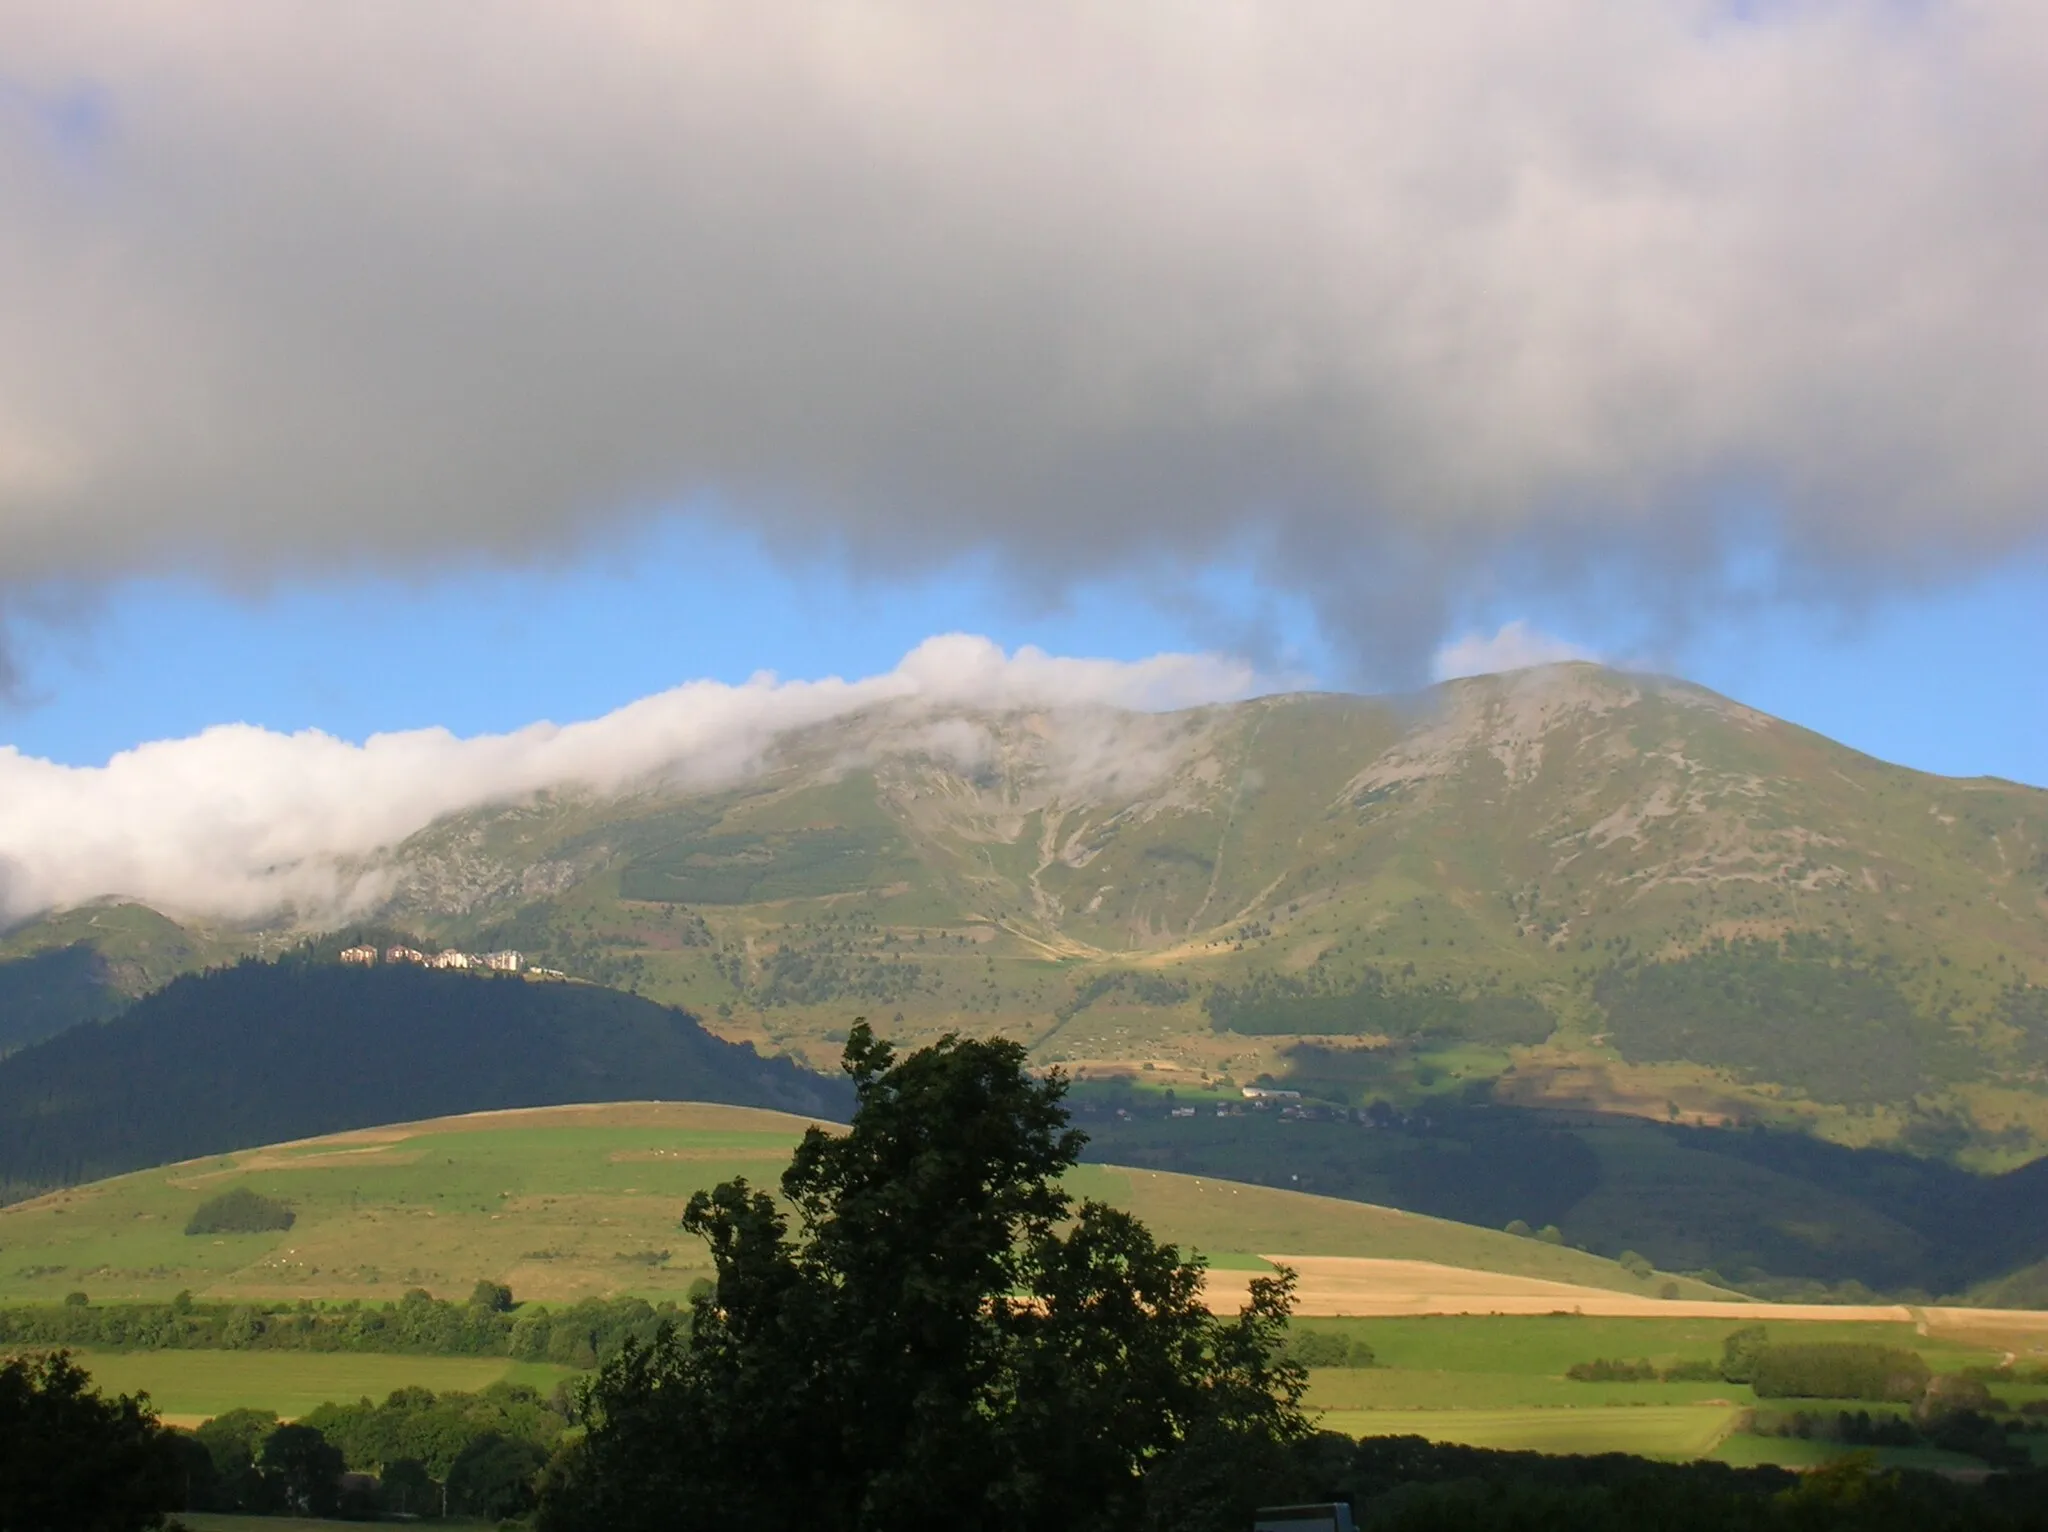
[179, 1518, 495, 1532]
[0, 1102, 1722, 1306]
[9, 1103, 2044, 1469]
[1317, 1404, 1744, 1459]
[30, 1348, 576, 1426]
[1292, 1313, 2012, 1462]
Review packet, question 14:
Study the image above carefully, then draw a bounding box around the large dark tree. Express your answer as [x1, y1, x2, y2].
[538, 1024, 1307, 1532]
[0, 1352, 185, 1532]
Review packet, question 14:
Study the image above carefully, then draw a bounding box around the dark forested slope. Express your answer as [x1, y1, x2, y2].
[0, 961, 848, 1198]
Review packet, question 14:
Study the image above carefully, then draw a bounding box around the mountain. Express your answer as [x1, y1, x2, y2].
[0, 903, 230, 1056]
[0, 960, 848, 1198]
[5, 663, 2045, 1160]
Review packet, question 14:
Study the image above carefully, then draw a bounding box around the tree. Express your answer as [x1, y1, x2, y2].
[258, 1422, 344, 1518]
[378, 1458, 436, 1517]
[0, 1351, 185, 1532]
[538, 1023, 1307, 1532]
[193, 1407, 278, 1510]
[447, 1433, 547, 1519]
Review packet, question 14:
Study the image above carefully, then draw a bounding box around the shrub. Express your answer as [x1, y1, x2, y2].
[1566, 1358, 1657, 1383]
[1661, 1359, 1722, 1382]
[185, 1186, 295, 1236]
[1618, 1250, 1654, 1280]
[1286, 1330, 1375, 1368]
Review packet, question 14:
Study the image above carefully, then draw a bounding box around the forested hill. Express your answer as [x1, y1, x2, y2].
[0, 962, 849, 1199]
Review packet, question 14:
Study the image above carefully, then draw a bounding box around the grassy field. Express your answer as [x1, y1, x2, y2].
[0, 1103, 1708, 1306]
[37, 1349, 576, 1426]
[1, 1106, 2029, 1465]
[1297, 1314, 1999, 1378]
[178, 1518, 494, 1532]
[1292, 1314, 2008, 1461]
[24, 1303, 2016, 1464]
[1318, 1404, 1744, 1459]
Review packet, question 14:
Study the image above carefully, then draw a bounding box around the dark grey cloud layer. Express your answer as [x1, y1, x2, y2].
[2, 3, 2045, 674]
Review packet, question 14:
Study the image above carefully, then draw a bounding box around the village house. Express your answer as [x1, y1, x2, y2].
[338, 945, 378, 966]
[385, 946, 426, 965]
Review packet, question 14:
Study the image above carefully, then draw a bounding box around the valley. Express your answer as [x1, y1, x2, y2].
[9, 1103, 2048, 1478]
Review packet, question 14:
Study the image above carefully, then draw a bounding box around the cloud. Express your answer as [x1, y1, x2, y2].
[2, 4, 2046, 675]
[0, 636, 1262, 924]
[1431, 621, 1598, 682]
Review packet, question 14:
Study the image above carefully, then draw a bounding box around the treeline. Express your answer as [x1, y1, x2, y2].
[0, 1288, 677, 1367]
[184, 1381, 567, 1521]
[1749, 1343, 1929, 1401]
[1571, 1328, 1949, 1406]
[1206, 968, 1554, 1044]
[1595, 937, 1974, 1105]
[1746, 1403, 2043, 1471]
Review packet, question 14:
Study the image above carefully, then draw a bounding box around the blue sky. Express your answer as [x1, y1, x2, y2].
[5, 514, 2042, 788]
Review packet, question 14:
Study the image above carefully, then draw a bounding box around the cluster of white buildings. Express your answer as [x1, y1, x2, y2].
[338, 944, 523, 973]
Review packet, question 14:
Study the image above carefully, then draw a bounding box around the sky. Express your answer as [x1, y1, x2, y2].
[1, 3, 2045, 922]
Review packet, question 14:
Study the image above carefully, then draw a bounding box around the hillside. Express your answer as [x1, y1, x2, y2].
[0, 962, 848, 1199]
[1069, 1088, 2048, 1302]
[0, 1102, 1724, 1308]
[5, 663, 2046, 1159]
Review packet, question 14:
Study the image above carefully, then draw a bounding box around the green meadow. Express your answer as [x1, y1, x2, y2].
[0, 1103, 1696, 1306]
[178, 1518, 493, 1532]
[44, 1349, 575, 1426]
[1317, 1404, 1744, 1460]
[1294, 1314, 2012, 1466]
[5, 1104, 2035, 1470]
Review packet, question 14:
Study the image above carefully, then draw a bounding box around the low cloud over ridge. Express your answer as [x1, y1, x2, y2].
[3, 4, 2046, 675]
[0, 637, 1261, 925]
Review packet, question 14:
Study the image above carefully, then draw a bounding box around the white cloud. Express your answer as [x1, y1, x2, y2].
[0, 636, 1263, 925]
[3, 3, 2047, 677]
[1431, 621, 1597, 682]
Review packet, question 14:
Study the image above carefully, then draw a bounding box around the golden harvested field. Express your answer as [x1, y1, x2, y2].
[1202, 1256, 1918, 1322]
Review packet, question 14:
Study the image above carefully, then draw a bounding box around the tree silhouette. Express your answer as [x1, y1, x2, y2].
[539, 1023, 1307, 1532]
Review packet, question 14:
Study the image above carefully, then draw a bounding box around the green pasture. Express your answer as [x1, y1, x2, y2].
[178, 1518, 493, 1532]
[1319, 1404, 1743, 1460]
[0, 1104, 1698, 1306]
[1294, 1314, 2009, 1462]
[1074, 1166, 1728, 1297]
[34, 1348, 575, 1425]
[1294, 1314, 2001, 1379]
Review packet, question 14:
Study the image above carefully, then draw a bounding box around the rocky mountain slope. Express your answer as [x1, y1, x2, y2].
[7, 664, 2046, 1159]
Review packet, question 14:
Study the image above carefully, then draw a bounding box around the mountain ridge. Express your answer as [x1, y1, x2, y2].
[5, 663, 2045, 1160]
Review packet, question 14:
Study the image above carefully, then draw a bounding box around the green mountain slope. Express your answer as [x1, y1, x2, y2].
[0, 1102, 1713, 1307]
[6, 664, 2045, 1157]
[381, 664, 2048, 1152]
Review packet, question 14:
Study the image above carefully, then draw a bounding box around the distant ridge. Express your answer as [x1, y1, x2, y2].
[0, 960, 849, 1199]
